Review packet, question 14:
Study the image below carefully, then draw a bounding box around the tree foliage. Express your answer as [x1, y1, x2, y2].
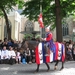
[22, 0, 75, 26]
[22, 0, 75, 42]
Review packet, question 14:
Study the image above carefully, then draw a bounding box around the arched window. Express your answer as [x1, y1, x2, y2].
[25, 20, 33, 32]
[62, 23, 69, 36]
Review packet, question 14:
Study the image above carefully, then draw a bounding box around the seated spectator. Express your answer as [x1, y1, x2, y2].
[31, 50, 35, 63]
[1, 46, 9, 64]
[16, 51, 21, 64]
[2, 41, 8, 49]
[13, 40, 18, 49]
[8, 46, 16, 65]
[0, 50, 1, 64]
[72, 47, 75, 61]
[67, 48, 73, 60]
[7, 40, 13, 47]
[0, 40, 2, 49]
[25, 48, 31, 64]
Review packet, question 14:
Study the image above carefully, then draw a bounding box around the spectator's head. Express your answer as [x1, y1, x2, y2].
[3, 46, 6, 50]
[9, 46, 13, 51]
[27, 48, 29, 50]
[8, 40, 11, 42]
[0, 40, 2, 42]
[4, 38, 8, 42]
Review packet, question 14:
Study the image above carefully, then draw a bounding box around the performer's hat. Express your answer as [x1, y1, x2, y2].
[46, 25, 51, 30]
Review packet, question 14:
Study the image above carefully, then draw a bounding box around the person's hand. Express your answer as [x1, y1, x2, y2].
[41, 38, 44, 40]
[3, 56, 6, 58]
[43, 38, 46, 41]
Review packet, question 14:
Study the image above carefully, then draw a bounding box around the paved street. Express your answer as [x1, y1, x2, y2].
[0, 61, 75, 75]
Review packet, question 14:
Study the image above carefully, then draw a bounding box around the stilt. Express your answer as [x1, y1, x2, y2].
[45, 63, 50, 71]
[54, 60, 59, 70]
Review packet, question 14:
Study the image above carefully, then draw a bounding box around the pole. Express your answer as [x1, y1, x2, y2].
[40, 0, 42, 37]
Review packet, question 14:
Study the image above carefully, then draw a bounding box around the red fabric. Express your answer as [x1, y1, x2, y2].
[38, 13, 44, 28]
[62, 45, 65, 62]
[35, 46, 40, 64]
[55, 42, 59, 60]
[46, 33, 52, 41]
[46, 50, 50, 63]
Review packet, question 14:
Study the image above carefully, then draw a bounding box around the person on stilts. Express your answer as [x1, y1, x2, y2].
[42, 25, 55, 56]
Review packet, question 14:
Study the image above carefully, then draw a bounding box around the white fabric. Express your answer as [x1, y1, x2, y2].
[9, 50, 16, 59]
[69, 44, 73, 49]
[38, 43, 43, 64]
[46, 25, 51, 30]
[16, 52, 21, 61]
[58, 43, 62, 60]
[73, 49, 75, 54]
[25, 50, 31, 56]
[50, 51, 53, 62]
[0, 50, 1, 56]
[0, 50, 1, 59]
[1, 50, 9, 59]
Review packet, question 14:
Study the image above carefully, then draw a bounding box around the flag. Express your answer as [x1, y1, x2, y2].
[38, 13, 44, 28]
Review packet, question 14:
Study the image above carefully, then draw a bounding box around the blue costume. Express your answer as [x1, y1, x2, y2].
[45, 32, 55, 52]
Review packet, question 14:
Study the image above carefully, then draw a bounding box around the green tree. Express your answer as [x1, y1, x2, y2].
[22, 0, 75, 42]
[0, 0, 24, 40]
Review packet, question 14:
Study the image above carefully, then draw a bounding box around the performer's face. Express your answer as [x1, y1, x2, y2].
[45, 28, 50, 32]
[3, 46, 6, 50]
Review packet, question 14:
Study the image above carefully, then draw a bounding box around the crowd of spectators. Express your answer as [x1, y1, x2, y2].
[0, 38, 35, 65]
[0, 38, 75, 65]
[64, 40, 75, 61]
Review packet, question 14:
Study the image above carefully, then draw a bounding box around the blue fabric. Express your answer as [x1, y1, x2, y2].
[53, 44, 56, 60]
[46, 32, 50, 38]
[50, 43, 56, 53]
[42, 42, 46, 63]
[45, 32, 56, 53]
[22, 58, 26, 64]
[8, 42, 13, 47]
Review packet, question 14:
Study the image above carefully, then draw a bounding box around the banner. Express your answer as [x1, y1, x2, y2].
[35, 42, 65, 64]
[38, 13, 44, 28]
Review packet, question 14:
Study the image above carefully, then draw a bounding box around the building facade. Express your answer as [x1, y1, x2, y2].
[0, 8, 40, 41]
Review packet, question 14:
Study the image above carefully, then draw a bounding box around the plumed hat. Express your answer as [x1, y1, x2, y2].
[46, 25, 51, 30]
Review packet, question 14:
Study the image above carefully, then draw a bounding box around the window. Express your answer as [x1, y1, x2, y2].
[62, 23, 69, 36]
[25, 20, 33, 32]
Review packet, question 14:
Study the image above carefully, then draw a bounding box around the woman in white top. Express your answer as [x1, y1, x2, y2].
[1, 46, 9, 64]
[9, 46, 16, 65]
[9, 46, 16, 59]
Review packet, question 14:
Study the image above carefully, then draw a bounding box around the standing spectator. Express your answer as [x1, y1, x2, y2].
[25, 48, 31, 63]
[69, 41, 73, 50]
[1, 46, 9, 64]
[67, 48, 73, 60]
[18, 41, 22, 49]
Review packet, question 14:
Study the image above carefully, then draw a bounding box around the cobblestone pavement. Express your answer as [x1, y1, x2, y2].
[0, 61, 75, 75]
